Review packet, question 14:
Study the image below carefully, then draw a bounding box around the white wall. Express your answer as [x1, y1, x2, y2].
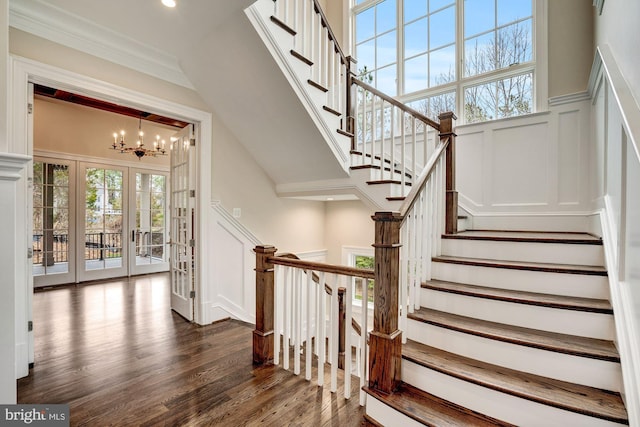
[595, 0, 640, 107]
[591, 47, 640, 424]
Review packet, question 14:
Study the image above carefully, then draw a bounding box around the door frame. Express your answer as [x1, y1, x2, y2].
[11, 56, 213, 379]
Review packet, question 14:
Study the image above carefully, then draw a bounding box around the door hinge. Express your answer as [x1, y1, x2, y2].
[189, 239, 195, 247]
[28, 321, 33, 332]
[27, 247, 33, 259]
[189, 138, 196, 146]
[28, 103, 33, 114]
[189, 290, 196, 299]
[189, 190, 196, 198]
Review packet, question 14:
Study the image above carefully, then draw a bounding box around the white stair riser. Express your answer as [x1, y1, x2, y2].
[406, 319, 622, 391]
[365, 394, 424, 427]
[457, 217, 468, 232]
[420, 288, 615, 340]
[441, 239, 604, 266]
[432, 262, 610, 299]
[402, 360, 627, 427]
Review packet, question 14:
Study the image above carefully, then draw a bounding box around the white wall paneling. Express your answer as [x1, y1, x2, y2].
[590, 45, 640, 425]
[456, 98, 593, 228]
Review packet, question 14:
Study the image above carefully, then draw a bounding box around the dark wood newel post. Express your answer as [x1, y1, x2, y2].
[369, 212, 402, 394]
[254, 245, 277, 365]
[439, 111, 458, 235]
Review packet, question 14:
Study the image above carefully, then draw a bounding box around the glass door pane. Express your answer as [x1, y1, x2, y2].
[131, 171, 169, 274]
[79, 164, 127, 281]
[33, 160, 75, 286]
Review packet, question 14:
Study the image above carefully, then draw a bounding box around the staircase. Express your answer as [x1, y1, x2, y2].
[364, 230, 629, 426]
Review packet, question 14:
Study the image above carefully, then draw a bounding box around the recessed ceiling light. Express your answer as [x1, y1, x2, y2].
[327, 197, 334, 201]
[162, 0, 176, 8]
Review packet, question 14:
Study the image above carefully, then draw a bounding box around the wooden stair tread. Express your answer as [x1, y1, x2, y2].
[364, 382, 514, 426]
[408, 308, 619, 362]
[422, 280, 613, 314]
[403, 340, 628, 424]
[432, 255, 608, 276]
[443, 230, 602, 245]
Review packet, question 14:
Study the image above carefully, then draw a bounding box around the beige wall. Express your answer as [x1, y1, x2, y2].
[34, 97, 173, 167]
[595, 0, 640, 105]
[547, 0, 595, 98]
[323, 200, 375, 264]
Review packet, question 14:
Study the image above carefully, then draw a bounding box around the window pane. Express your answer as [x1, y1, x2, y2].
[430, 0, 455, 12]
[464, 31, 494, 77]
[496, 72, 533, 118]
[496, 19, 532, 68]
[429, 5, 455, 49]
[497, 0, 531, 26]
[356, 40, 375, 72]
[429, 91, 456, 120]
[356, 7, 375, 42]
[377, 64, 397, 96]
[33, 162, 43, 184]
[405, 0, 427, 23]
[464, 0, 495, 37]
[429, 44, 456, 87]
[465, 80, 497, 123]
[377, 0, 397, 34]
[404, 18, 428, 57]
[151, 175, 165, 192]
[377, 30, 397, 67]
[405, 54, 428, 93]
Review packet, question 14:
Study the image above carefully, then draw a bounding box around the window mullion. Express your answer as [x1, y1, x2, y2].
[397, 0, 404, 97]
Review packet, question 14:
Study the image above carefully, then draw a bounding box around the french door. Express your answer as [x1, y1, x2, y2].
[32, 158, 76, 287]
[129, 170, 169, 275]
[77, 163, 128, 282]
[32, 159, 170, 286]
[170, 125, 196, 321]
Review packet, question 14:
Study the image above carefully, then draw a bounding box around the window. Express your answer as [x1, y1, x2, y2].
[352, 0, 540, 124]
[343, 247, 375, 305]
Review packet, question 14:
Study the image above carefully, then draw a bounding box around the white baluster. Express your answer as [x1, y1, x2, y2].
[294, 268, 301, 375]
[344, 275, 352, 399]
[330, 274, 338, 393]
[283, 266, 291, 370]
[317, 271, 326, 386]
[306, 269, 313, 381]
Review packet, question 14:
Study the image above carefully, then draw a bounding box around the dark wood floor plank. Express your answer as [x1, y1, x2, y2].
[18, 274, 366, 426]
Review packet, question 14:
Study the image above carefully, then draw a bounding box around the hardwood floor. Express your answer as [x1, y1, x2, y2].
[18, 274, 366, 426]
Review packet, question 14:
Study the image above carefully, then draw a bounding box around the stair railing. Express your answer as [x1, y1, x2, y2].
[254, 247, 374, 404]
[368, 112, 457, 394]
[272, 0, 354, 132]
[350, 79, 441, 195]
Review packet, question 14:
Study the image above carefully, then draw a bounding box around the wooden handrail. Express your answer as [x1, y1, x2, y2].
[351, 78, 441, 131]
[311, 0, 348, 65]
[269, 255, 375, 280]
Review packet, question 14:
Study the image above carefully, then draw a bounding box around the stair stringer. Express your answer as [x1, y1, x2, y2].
[246, 0, 351, 173]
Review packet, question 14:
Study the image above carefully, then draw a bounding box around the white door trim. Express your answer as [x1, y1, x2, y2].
[10, 55, 213, 381]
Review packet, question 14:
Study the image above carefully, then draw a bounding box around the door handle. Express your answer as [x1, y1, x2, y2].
[131, 230, 136, 242]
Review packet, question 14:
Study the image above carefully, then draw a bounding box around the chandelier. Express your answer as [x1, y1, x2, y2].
[111, 118, 167, 159]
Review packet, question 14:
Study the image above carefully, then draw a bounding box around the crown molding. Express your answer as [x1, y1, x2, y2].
[548, 91, 590, 107]
[9, 0, 194, 89]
